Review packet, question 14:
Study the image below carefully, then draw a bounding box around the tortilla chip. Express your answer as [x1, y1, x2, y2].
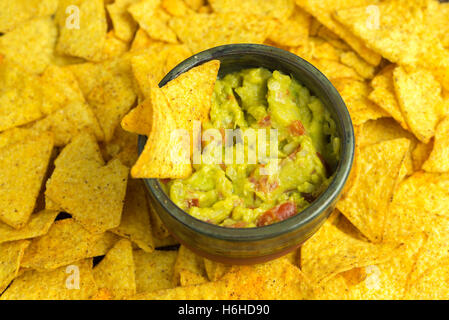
[422, 117, 449, 173]
[0, 0, 58, 33]
[368, 65, 408, 129]
[54, 132, 104, 168]
[107, 0, 140, 42]
[184, 0, 205, 10]
[209, 0, 295, 20]
[290, 37, 341, 62]
[122, 99, 154, 135]
[130, 28, 160, 51]
[68, 57, 137, 142]
[56, 0, 107, 61]
[134, 259, 314, 299]
[314, 274, 350, 300]
[0, 17, 57, 74]
[0, 241, 30, 293]
[333, 1, 449, 91]
[337, 138, 410, 242]
[162, 0, 193, 16]
[87, 232, 121, 258]
[339, 51, 375, 80]
[313, 59, 362, 81]
[45, 159, 129, 234]
[30, 101, 105, 146]
[134, 249, 177, 293]
[169, 13, 274, 54]
[1, 259, 97, 300]
[267, 6, 310, 47]
[412, 140, 434, 172]
[21, 219, 101, 271]
[332, 78, 388, 126]
[0, 210, 58, 244]
[0, 133, 54, 229]
[95, 31, 130, 61]
[102, 127, 139, 167]
[393, 66, 442, 144]
[0, 128, 38, 150]
[173, 246, 207, 285]
[0, 62, 43, 131]
[111, 179, 154, 253]
[148, 198, 171, 239]
[300, 211, 401, 284]
[203, 259, 231, 282]
[93, 239, 136, 299]
[153, 236, 179, 248]
[131, 86, 192, 179]
[296, 0, 381, 66]
[384, 172, 449, 241]
[128, 0, 178, 43]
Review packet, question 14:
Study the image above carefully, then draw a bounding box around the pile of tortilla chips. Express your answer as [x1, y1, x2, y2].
[1, 0, 449, 300]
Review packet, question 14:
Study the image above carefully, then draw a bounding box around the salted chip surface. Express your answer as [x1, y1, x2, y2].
[290, 37, 341, 62]
[107, 0, 140, 42]
[56, 0, 107, 61]
[46, 159, 129, 234]
[0, 17, 57, 74]
[368, 65, 407, 129]
[68, 57, 137, 141]
[87, 232, 121, 258]
[134, 249, 177, 293]
[268, 6, 310, 47]
[204, 259, 231, 282]
[54, 132, 104, 167]
[300, 212, 400, 284]
[1, 259, 97, 300]
[128, 0, 178, 43]
[0, 133, 54, 229]
[0, 0, 58, 32]
[384, 172, 449, 240]
[393, 66, 442, 143]
[422, 117, 449, 173]
[169, 13, 274, 54]
[295, 0, 381, 66]
[0, 62, 43, 132]
[332, 78, 388, 126]
[121, 99, 154, 135]
[339, 51, 375, 80]
[21, 219, 101, 271]
[337, 138, 410, 242]
[102, 127, 139, 167]
[0, 241, 30, 293]
[111, 179, 154, 252]
[131, 86, 192, 179]
[30, 101, 104, 146]
[93, 239, 136, 299]
[209, 0, 295, 20]
[173, 246, 207, 286]
[0, 210, 58, 244]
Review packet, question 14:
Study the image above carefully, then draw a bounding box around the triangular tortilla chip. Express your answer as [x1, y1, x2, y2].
[93, 239, 136, 299]
[209, 0, 295, 20]
[121, 98, 153, 135]
[173, 246, 207, 285]
[0, 133, 54, 228]
[0, 240, 30, 294]
[422, 117, 449, 173]
[107, 0, 139, 42]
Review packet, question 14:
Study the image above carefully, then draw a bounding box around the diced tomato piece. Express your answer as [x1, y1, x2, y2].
[256, 202, 297, 226]
[255, 176, 279, 194]
[289, 120, 306, 136]
[187, 198, 199, 208]
[258, 115, 271, 128]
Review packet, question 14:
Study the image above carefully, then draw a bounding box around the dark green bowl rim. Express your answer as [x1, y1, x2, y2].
[138, 44, 354, 242]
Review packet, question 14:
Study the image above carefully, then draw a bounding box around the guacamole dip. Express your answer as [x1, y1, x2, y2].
[164, 68, 340, 228]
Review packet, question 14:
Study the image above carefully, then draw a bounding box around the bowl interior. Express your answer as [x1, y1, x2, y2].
[139, 44, 354, 243]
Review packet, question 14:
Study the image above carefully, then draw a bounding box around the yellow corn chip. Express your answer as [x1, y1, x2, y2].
[153, 235, 179, 248]
[0, 128, 38, 150]
[149, 199, 171, 239]
[422, 117, 449, 173]
[134, 249, 177, 293]
[169, 13, 274, 54]
[111, 179, 154, 252]
[162, 0, 193, 16]
[332, 78, 388, 126]
[107, 0, 140, 42]
[93, 239, 136, 299]
[0, 210, 58, 244]
[300, 212, 401, 284]
[0, 241, 30, 293]
[314, 274, 350, 300]
[173, 246, 207, 285]
[393, 66, 442, 143]
[291, 37, 341, 62]
[128, 0, 178, 43]
[268, 6, 310, 47]
[102, 127, 139, 167]
[21, 219, 101, 271]
[426, 0, 449, 48]
[337, 138, 410, 242]
[45, 159, 129, 234]
[296, 0, 381, 66]
[30, 101, 105, 146]
[131, 86, 192, 179]
[313, 59, 362, 81]
[1, 259, 97, 300]
[68, 57, 137, 142]
[184, 0, 205, 11]
[339, 51, 375, 80]
[203, 258, 231, 281]
[54, 132, 104, 168]
[412, 140, 434, 171]
[95, 31, 130, 61]
[56, 0, 107, 61]
[0, 133, 54, 229]
[368, 65, 408, 129]
[0, 17, 57, 74]
[130, 28, 160, 51]
[209, 0, 295, 20]
[0, 62, 43, 131]
[122, 99, 154, 135]
[0, 0, 58, 33]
